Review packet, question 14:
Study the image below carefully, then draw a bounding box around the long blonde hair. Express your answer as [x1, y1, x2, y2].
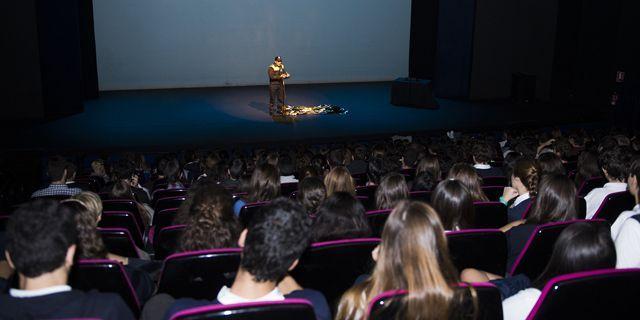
[336, 201, 461, 320]
[324, 166, 355, 196]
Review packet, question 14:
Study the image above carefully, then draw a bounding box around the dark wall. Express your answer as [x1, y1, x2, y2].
[408, 0, 439, 79]
[2, 0, 98, 121]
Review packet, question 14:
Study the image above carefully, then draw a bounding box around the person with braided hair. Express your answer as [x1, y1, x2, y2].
[501, 159, 540, 223]
[177, 184, 241, 252]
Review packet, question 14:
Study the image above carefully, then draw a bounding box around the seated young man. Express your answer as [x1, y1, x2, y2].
[585, 147, 630, 219]
[31, 156, 82, 198]
[611, 157, 640, 268]
[0, 199, 134, 319]
[471, 142, 504, 178]
[142, 198, 330, 320]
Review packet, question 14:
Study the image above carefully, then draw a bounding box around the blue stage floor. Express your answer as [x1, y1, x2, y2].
[3, 82, 604, 151]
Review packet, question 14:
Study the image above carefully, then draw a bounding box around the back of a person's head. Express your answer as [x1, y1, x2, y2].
[471, 141, 493, 164]
[537, 152, 566, 176]
[375, 173, 409, 210]
[324, 166, 355, 196]
[180, 184, 240, 251]
[297, 176, 326, 214]
[47, 156, 68, 182]
[629, 157, 640, 198]
[402, 148, 419, 168]
[512, 159, 540, 196]
[411, 171, 437, 192]
[229, 158, 246, 180]
[248, 163, 280, 202]
[65, 162, 77, 180]
[72, 191, 103, 219]
[112, 159, 135, 181]
[278, 154, 295, 176]
[311, 192, 370, 242]
[576, 150, 601, 182]
[415, 155, 441, 180]
[431, 179, 475, 230]
[240, 198, 311, 282]
[337, 200, 459, 320]
[6, 199, 78, 277]
[60, 200, 108, 259]
[367, 157, 388, 185]
[534, 222, 616, 288]
[527, 174, 577, 224]
[599, 146, 631, 182]
[163, 158, 181, 183]
[447, 163, 488, 202]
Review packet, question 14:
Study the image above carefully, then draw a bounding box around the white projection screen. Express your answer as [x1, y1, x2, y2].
[93, 0, 411, 90]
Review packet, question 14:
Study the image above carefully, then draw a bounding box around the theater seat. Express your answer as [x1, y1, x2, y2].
[152, 189, 188, 204]
[446, 229, 507, 276]
[157, 248, 242, 300]
[98, 227, 141, 258]
[367, 283, 503, 320]
[409, 190, 431, 203]
[239, 202, 270, 227]
[98, 211, 144, 248]
[577, 176, 607, 197]
[527, 268, 640, 319]
[473, 202, 507, 229]
[69, 259, 140, 316]
[290, 238, 380, 313]
[509, 219, 608, 279]
[592, 191, 635, 223]
[365, 209, 392, 237]
[102, 200, 145, 233]
[155, 196, 187, 213]
[481, 176, 508, 187]
[481, 186, 504, 202]
[169, 299, 316, 320]
[154, 225, 186, 260]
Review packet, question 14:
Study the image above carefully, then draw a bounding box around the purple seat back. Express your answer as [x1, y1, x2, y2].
[481, 176, 508, 186]
[98, 211, 144, 247]
[367, 283, 502, 320]
[98, 227, 141, 258]
[577, 176, 607, 197]
[157, 248, 242, 300]
[170, 299, 316, 320]
[70, 259, 140, 316]
[592, 191, 635, 223]
[154, 224, 186, 260]
[446, 229, 507, 276]
[409, 190, 432, 203]
[365, 209, 393, 237]
[154, 196, 187, 213]
[239, 201, 270, 227]
[509, 219, 608, 279]
[527, 268, 640, 319]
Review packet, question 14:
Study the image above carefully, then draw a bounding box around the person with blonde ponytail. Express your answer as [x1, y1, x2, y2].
[178, 184, 241, 252]
[336, 201, 475, 320]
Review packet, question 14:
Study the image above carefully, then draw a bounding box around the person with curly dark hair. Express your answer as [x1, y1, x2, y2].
[585, 146, 631, 218]
[143, 198, 330, 320]
[0, 199, 134, 319]
[311, 192, 371, 242]
[297, 176, 326, 215]
[178, 185, 241, 252]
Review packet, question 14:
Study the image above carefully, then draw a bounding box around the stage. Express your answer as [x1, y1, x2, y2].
[2, 82, 605, 152]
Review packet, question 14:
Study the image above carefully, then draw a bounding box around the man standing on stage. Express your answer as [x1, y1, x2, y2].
[268, 56, 290, 115]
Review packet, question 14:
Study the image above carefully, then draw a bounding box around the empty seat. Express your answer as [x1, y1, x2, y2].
[365, 209, 392, 237]
[473, 202, 507, 229]
[151, 208, 179, 244]
[527, 268, 640, 319]
[481, 186, 504, 202]
[155, 196, 187, 213]
[102, 200, 145, 232]
[152, 189, 188, 205]
[481, 176, 508, 186]
[157, 248, 242, 300]
[239, 202, 270, 227]
[98, 227, 141, 258]
[290, 238, 380, 313]
[170, 299, 316, 320]
[98, 211, 144, 247]
[409, 190, 431, 203]
[592, 191, 635, 223]
[509, 219, 608, 279]
[577, 176, 607, 197]
[69, 259, 140, 316]
[446, 229, 507, 276]
[367, 283, 503, 320]
[154, 225, 186, 260]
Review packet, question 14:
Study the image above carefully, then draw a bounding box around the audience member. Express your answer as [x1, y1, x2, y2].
[0, 199, 134, 319]
[447, 163, 489, 202]
[311, 192, 370, 242]
[574, 150, 602, 188]
[324, 166, 355, 196]
[297, 177, 326, 215]
[536, 152, 566, 176]
[585, 147, 630, 218]
[502, 159, 539, 222]
[374, 173, 409, 210]
[31, 156, 82, 198]
[611, 157, 640, 268]
[233, 164, 280, 215]
[279, 154, 298, 183]
[472, 141, 504, 177]
[431, 179, 475, 230]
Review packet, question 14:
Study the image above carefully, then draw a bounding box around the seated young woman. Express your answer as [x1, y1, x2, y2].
[177, 184, 241, 252]
[374, 173, 409, 210]
[501, 159, 539, 222]
[310, 192, 370, 242]
[324, 166, 356, 196]
[501, 222, 615, 319]
[296, 176, 327, 216]
[61, 193, 155, 304]
[336, 201, 477, 320]
[447, 163, 489, 202]
[431, 179, 475, 231]
[233, 163, 280, 215]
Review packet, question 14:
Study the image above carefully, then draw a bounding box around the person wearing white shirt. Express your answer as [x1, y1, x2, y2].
[584, 147, 630, 219]
[612, 158, 640, 268]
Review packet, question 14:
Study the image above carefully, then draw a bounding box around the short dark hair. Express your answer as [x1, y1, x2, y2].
[311, 192, 371, 242]
[537, 152, 566, 176]
[65, 162, 77, 179]
[599, 146, 631, 181]
[229, 158, 246, 179]
[6, 199, 78, 277]
[297, 177, 326, 214]
[471, 142, 493, 164]
[47, 156, 68, 181]
[278, 155, 295, 176]
[411, 171, 437, 192]
[241, 198, 312, 282]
